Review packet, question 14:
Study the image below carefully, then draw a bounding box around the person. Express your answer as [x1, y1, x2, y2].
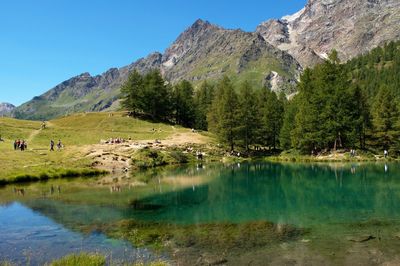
[50, 140, 55, 151]
[20, 140, 25, 151]
[57, 139, 62, 151]
[14, 140, 17, 150]
[384, 149, 388, 158]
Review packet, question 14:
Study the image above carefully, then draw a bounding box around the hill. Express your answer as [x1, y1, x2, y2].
[0, 113, 211, 183]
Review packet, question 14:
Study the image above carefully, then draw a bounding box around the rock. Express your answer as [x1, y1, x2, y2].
[348, 235, 376, 242]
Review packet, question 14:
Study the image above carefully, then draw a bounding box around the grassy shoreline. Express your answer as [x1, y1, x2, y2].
[0, 168, 108, 187]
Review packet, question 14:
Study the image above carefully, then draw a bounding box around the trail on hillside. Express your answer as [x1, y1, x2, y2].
[27, 121, 54, 142]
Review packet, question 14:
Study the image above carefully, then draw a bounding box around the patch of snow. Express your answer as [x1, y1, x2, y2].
[162, 56, 176, 68]
[282, 7, 305, 23]
[269, 71, 280, 93]
[318, 52, 329, 60]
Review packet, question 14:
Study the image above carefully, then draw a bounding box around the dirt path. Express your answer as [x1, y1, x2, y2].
[27, 122, 54, 142]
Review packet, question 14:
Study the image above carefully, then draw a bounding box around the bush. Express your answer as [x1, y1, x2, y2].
[168, 150, 188, 163]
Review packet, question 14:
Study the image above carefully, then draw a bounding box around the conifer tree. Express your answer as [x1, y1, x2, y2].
[237, 81, 259, 151]
[372, 85, 400, 150]
[120, 70, 144, 115]
[208, 77, 239, 151]
[194, 81, 214, 130]
[258, 88, 284, 150]
[173, 80, 195, 127]
[142, 69, 172, 121]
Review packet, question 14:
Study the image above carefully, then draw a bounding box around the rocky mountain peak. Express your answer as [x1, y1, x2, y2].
[162, 19, 220, 68]
[257, 0, 400, 67]
[0, 102, 16, 116]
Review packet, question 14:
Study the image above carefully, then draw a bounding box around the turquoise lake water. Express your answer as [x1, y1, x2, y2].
[1, 162, 400, 265]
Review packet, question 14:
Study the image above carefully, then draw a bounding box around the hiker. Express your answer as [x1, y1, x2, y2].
[196, 151, 203, 160]
[20, 140, 25, 151]
[50, 140, 55, 151]
[384, 149, 388, 158]
[57, 139, 62, 151]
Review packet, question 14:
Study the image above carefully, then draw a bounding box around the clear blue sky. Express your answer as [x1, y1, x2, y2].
[0, 0, 307, 106]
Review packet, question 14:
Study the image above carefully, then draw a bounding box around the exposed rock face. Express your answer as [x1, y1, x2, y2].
[0, 103, 15, 116]
[257, 0, 400, 67]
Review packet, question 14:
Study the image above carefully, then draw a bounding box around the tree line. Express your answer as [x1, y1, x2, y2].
[120, 70, 285, 152]
[281, 41, 400, 155]
[120, 41, 400, 155]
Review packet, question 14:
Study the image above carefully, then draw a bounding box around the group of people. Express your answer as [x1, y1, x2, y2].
[14, 139, 27, 151]
[105, 138, 128, 144]
[50, 139, 63, 151]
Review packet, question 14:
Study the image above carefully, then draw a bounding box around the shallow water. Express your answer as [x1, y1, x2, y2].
[2, 162, 400, 265]
[0, 202, 161, 265]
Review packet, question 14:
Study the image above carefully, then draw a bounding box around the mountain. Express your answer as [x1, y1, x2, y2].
[13, 0, 400, 120]
[0, 103, 15, 116]
[13, 20, 301, 120]
[256, 0, 400, 67]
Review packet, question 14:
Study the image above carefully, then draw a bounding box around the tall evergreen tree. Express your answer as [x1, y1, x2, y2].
[208, 77, 239, 151]
[280, 96, 299, 150]
[258, 88, 284, 150]
[142, 70, 172, 121]
[120, 70, 144, 115]
[194, 81, 214, 130]
[372, 85, 400, 150]
[237, 81, 259, 151]
[173, 80, 195, 127]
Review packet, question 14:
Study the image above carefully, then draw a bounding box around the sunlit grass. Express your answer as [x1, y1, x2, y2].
[0, 112, 188, 183]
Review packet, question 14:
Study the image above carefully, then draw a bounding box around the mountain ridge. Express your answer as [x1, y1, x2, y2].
[12, 0, 400, 120]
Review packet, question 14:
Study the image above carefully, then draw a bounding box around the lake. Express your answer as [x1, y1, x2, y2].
[1, 162, 400, 265]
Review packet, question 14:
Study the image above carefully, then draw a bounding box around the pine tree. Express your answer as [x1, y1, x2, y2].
[120, 70, 144, 115]
[258, 88, 284, 150]
[237, 81, 259, 151]
[142, 70, 172, 121]
[208, 77, 239, 151]
[194, 81, 214, 130]
[372, 85, 400, 151]
[173, 80, 195, 127]
[280, 97, 298, 150]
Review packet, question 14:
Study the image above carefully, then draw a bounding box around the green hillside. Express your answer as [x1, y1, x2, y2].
[0, 112, 190, 183]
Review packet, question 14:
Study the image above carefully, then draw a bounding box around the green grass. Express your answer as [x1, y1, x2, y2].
[0, 112, 190, 183]
[266, 149, 385, 163]
[50, 253, 106, 266]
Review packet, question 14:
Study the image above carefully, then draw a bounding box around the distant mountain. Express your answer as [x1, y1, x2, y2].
[0, 103, 15, 116]
[13, 0, 400, 120]
[256, 0, 400, 67]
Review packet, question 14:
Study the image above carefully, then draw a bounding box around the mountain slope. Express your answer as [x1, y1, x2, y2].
[13, 20, 301, 120]
[0, 103, 15, 116]
[256, 0, 400, 67]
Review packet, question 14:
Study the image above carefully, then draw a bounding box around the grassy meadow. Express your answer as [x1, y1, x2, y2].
[0, 112, 188, 183]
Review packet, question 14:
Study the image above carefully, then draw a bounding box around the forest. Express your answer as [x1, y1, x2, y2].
[120, 41, 400, 155]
